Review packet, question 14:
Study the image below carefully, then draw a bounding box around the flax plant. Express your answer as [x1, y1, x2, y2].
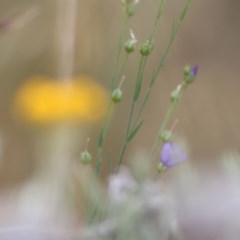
[115, 0, 193, 170]
[86, 0, 196, 225]
[95, 0, 194, 176]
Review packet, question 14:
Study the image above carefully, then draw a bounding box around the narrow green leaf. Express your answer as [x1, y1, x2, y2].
[98, 128, 105, 148]
[127, 120, 144, 142]
[171, 21, 177, 36]
[180, 0, 192, 21]
[134, 79, 142, 101]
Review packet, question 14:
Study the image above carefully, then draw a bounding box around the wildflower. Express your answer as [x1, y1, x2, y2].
[158, 142, 187, 172]
[183, 65, 199, 84]
[190, 65, 198, 77]
[106, 167, 175, 240]
[108, 167, 138, 204]
[13, 76, 109, 124]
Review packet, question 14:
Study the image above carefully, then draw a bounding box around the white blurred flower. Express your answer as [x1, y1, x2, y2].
[108, 167, 138, 204]
[106, 167, 177, 240]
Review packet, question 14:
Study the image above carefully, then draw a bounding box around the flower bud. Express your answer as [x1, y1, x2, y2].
[121, 0, 139, 17]
[183, 64, 191, 77]
[139, 41, 153, 56]
[111, 88, 123, 103]
[124, 40, 135, 53]
[124, 29, 137, 53]
[190, 65, 198, 77]
[160, 130, 172, 142]
[183, 65, 198, 85]
[80, 150, 92, 165]
[125, 5, 136, 17]
[157, 162, 167, 173]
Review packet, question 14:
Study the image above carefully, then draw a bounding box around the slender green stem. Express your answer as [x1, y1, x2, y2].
[87, 174, 103, 225]
[115, 0, 188, 170]
[151, 1, 193, 160]
[108, 149, 113, 174]
[132, 74, 154, 128]
[152, 100, 177, 151]
[95, 102, 113, 175]
[132, 0, 192, 131]
[149, 0, 167, 43]
[111, 15, 129, 90]
[95, 54, 131, 175]
[89, 147, 113, 225]
[91, 23, 126, 222]
[116, 56, 147, 170]
[88, 203, 98, 225]
[152, 0, 192, 82]
[121, 0, 168, 129]
[151, 83, 187, 161]
[94, 13, 132, 176]
[117, 53, 129, 81]
[89, 0, 193, 224]
[131, 24, 178, 132]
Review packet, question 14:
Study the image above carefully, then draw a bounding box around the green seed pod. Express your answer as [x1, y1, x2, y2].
[80, 150, 92, 165]
[124, 40, 136, 53]
[157, 163, 166, 173]
[124, 29, 137, 53]
[160, 130, 172, 142]
[111, 88, 123, 103]
[139, 41, 153, 56]
[126, 5, 136, 17]
[183, 64, 191, 77]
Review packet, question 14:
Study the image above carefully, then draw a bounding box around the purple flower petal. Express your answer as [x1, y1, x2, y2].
[160, 142, 187, 168]
[190, 65, 198, 77]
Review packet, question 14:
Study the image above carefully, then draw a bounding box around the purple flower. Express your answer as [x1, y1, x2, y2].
[190, 65, 198, 77]
[160, 142, 187, 169]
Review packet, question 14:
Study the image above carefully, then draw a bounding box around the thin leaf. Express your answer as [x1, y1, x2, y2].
[98, 128, 104, 148]
[180, 0, 192, 21]
[127, 120, 144, 142]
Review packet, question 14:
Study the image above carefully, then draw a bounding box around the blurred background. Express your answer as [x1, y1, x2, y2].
[0, 0, 239, 189]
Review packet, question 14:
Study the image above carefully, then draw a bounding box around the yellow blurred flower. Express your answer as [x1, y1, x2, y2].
[13, 76, 109, 124]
